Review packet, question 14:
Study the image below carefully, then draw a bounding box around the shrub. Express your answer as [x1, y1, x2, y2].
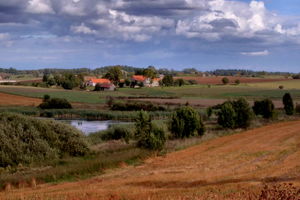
[38, 97, 72, 109]
[232, 98, 253, 128]
[111, 101, 166, 111]
[296, 104, 300, 114]
[253, 99, 275, 119]
[283, 93, 294, 115]
[162, 75, 174, 86]
[235, 79, 240, 85]
[217, 98, 253, 129]
[0, 113, 88, 167]
[187, 79, 197, 85]
[279, 85, 284, 90]
[222, 77, 229, 85]
[100, 124, 134, 143]
[174, 78, 185, 87]
[218, 102, 236, 128]
[169, 106, 205, 138]
[206, 107, 213, 119]
[135, 111, 166, 150]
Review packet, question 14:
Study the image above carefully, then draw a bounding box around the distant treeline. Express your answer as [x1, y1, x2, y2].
[0, 66, 298, 77]
[209, 69, 292, 77]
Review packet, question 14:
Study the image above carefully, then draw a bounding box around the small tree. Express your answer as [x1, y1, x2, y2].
[169, 106, 205, 138]
[253, 99, 275, 119]
[283, 93, 294, 115]
[135, 111, 166, 150]
[235, 79, 240, 85]
[162, 75, 174, 86]
[233, 98, 253, 128]
[175, 78, 185, 87]
[222, 77, 229, 85]
[217, 102, 236, 128]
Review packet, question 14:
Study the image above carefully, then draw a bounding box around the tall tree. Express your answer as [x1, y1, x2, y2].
[283, 93, 294, 115]
[103, 66, 122, 85]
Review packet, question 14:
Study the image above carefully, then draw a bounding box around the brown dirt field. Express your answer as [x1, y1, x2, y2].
[175, 76, 289, 85]
[2, 120, 300, 199]
[0, 92, 42, 106]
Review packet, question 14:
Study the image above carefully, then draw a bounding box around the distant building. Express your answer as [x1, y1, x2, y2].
[96, 83, 116, 91]
[131, 75, 160, 87]
[87, 78, 111, 87]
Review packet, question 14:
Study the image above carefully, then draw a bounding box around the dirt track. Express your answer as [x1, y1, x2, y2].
[2, 120, 300, 199]
[0, 92, 42, 106]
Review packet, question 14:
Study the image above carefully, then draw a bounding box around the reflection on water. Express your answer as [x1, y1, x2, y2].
[59, 120, 125, 135]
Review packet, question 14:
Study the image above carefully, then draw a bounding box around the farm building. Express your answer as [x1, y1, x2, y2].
[95, 83, 116, 91]
[87, 78, 112, 87]
[131, 75, 160, 87]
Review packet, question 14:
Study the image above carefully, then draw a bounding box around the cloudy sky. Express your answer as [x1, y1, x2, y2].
[0, 0, 299, 72]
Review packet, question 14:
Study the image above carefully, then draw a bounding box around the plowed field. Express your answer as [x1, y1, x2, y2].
[0, 92, 41, 106]
[2, 121, 300, 199]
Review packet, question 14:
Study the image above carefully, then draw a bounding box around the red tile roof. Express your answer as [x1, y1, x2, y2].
[132, 75, 146, 82]
[90, 78, 111, 84]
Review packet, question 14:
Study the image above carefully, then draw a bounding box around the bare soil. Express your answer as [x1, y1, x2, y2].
[0, 92, 42, 106]
[2, 120, 300, 199]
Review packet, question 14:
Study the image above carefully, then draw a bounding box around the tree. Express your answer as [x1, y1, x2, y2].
[103, 66, 122, 85]
[143, 67, 157, 79]
[235, 79, 240, 85]
[169, 106, 205, 138]
[175, 78, 185, 87]
[162, 75, 174, 86]
[135, 111, 166, 150]
[217, 98, 253, 129]
[283, 93, 294, 115]
[253, 99, 275, 119]
[232, 98, 253, 128]
[222, 77, 229, 85]
[217, 102, 236, 128]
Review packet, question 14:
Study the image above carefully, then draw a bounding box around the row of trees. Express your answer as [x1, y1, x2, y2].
[43, 73, 84, 90]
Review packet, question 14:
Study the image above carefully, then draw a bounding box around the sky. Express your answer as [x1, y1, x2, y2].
[0, 0, 299, 72]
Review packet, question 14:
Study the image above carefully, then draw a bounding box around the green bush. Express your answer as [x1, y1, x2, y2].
[38, 96, 72, 109]
[253, 99, 275, 119]
[217, 98, 253, 129]
[100, 124, 134, 143]
[218, 102, 236, 128]
[162, 75, 174, 86]
[135, 111, 166, 150]
[222, 77, 229, 85]
[169, 106, 205, 138]
[0, 113, 89, 167]
[283, 93, 294, 115]
[111, 101, 166, 111]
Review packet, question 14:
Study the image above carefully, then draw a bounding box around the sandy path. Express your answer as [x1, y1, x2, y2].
[2, 120, 300, 199]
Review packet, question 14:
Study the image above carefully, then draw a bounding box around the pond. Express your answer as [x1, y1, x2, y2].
[58, 120, 127, 135]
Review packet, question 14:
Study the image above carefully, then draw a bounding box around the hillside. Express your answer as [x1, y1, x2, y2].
[1, 120, 300, 199]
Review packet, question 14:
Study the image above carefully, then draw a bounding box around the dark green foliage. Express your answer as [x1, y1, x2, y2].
[142, 67, 157, 79]
[283, 93, 294, 115]
[0, 113, 89, 167]
[217, 98, 253, 129]
[296, 104, 300, 114]
[253, 99, 275, 119]
[279, 85, 284, 90]
[135, 111, 166, 150]
[169, 106, 205, 138]
[162, 75, 174, 86]
[99, 124, 134, 144]
[174, 78, 185, 87]
[38, 96, 72, 109]
[103, 66, 123, 85]
[232, 98, 253, 128]
[222, 77, 229, 85]
[206, 107, 213, 119]
[111, 101, 166, 111]
[218, 102, 236, 128]
[187, 79, 197, 85]
[235, 79, 240, 85]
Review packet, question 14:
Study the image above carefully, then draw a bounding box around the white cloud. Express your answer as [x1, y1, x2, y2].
[71, 23, 96, 34]
[241, 50, 269, 56]
[26, 0, 54, 14]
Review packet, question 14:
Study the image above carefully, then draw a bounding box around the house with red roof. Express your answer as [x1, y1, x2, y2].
[87, 78, 116, 91]
[131, 75, 161, 87]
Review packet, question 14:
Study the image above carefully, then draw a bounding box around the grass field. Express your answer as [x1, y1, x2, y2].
[248, 79, 300, 89]
[0, 84, 300, 106]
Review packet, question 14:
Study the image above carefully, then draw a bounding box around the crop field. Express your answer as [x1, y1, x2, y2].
[247, 79, 300, 89]
[2, 120, 300, 199]
[1, 84, 300, 108]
